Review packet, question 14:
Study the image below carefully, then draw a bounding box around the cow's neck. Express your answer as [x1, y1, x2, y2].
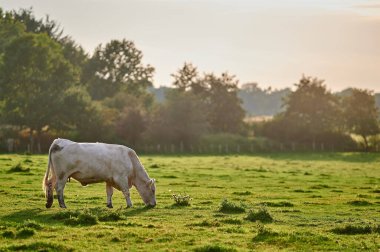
[132, 166, 150, 190]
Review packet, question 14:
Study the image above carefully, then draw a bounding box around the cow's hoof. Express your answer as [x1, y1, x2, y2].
[45, 203, 52, 208]
[59, 205, 67, 209]
[106, 204, 113, 208]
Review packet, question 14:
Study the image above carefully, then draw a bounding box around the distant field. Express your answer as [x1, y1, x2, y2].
[0, 153, 379, 251]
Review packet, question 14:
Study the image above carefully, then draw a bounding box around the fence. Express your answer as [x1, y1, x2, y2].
[1, 138, 379, 154]
[133, 142, 377, 154]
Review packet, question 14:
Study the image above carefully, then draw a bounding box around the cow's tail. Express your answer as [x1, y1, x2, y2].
[43, 144, 56, 208]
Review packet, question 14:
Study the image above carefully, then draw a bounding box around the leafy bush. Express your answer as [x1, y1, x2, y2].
[172, 193, 192, 206]
[218, 199, 245, 213]
[245, 206, 273, 223]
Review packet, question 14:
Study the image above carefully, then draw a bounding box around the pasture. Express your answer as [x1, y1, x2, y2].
[0, 153, 379, 251]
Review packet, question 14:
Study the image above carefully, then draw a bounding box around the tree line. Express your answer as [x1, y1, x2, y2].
[0, 8, 379, 152]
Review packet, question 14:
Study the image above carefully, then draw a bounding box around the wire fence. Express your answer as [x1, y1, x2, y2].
[134, 142, 378, 154]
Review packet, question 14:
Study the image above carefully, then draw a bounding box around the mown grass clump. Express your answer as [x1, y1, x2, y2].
[245, 206, 273, 223]
[261, 201, 294, 207]
[52, 210, 80, 220]
[218, 199, 245, 213]
[331, 224, 372, 235]
[294, 189, 312, 193]
[7, 163, 30, 173]
[347, 200, 372, 206]
[172, 193, 192, 206]
[98, 211, 124, 222]
[190, 220, 220, 227]
[16, 228, 35, 238]
[194, 244, 237, 252]
[220, 218, 242, 225]
[18, 220, 43, 230]
[64, 211, 98, 226]
[253, 223, 279, 242]
[2, 230, 15, 238]
[6, 242, 73, 252]
[309, 184, 331, 189]
[52, 208, 123, 224]
[232, 191, 252, 196]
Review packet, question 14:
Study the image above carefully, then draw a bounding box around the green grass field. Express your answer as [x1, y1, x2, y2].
[0, 153, 379, 251]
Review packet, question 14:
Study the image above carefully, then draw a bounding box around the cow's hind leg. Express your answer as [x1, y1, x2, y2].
[55, 179, 67, 208]
[106, 183, 113, 208]
[114, 178, 133, 208]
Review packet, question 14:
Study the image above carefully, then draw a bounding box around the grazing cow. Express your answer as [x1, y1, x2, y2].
[42, 139, 156, 208]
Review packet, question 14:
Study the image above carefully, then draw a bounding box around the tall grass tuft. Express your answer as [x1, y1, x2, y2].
[218, 199, 245, 213]
[331, 224, 379, 235]
[194, 244, 237, 252]
[245, 206, 273, 223]
[7, 163, 30, 173]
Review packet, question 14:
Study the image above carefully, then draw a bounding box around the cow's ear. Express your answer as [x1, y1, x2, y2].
[147, 179, 155, 186]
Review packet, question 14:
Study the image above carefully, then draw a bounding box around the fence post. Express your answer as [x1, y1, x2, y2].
[225, 144, 229, 153]
[237, 144, 240, 153]
[218, 144, 222, 154]
[321, 143, 324, 151]
[180, 142, 184, 153]
[292, 142, 295, 151]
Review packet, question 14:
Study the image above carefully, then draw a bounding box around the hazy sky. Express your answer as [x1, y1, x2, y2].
[1, 0, 379, 91]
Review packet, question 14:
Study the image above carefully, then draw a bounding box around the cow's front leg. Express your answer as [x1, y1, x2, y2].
[122, 188, 133, 208]
[55, 179, 67, 208]
[114, 177, 133, 208]
[106, 183, 113, 208]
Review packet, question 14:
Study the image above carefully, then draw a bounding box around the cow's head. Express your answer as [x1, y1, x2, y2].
[139, 178, 156, 207]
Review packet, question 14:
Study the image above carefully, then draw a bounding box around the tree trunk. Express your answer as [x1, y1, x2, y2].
[362, 135, 369, 152]
[36, 130, 42, 153]
[29, 129, 34, 154]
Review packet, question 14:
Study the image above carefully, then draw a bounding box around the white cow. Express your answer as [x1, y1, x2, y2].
[42, 139, 156, 208]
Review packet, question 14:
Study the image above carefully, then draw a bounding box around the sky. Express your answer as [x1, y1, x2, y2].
[1, 0, 380, 92]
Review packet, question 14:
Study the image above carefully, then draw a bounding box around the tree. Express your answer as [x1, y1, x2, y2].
[116, 108, 147, 147]
[282, 76, 341, 143]
[342, 89, 380, 151]
[0, 33, 78, 151]
[202, 73, 246, 134]
[171, 62, 205, 94]
[84, 39, 154, 100]
[146, 90, 208, 148]
[8, 8, 63, 40]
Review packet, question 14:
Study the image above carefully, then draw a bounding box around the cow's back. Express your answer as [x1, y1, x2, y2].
[50, 139, 133, 185]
